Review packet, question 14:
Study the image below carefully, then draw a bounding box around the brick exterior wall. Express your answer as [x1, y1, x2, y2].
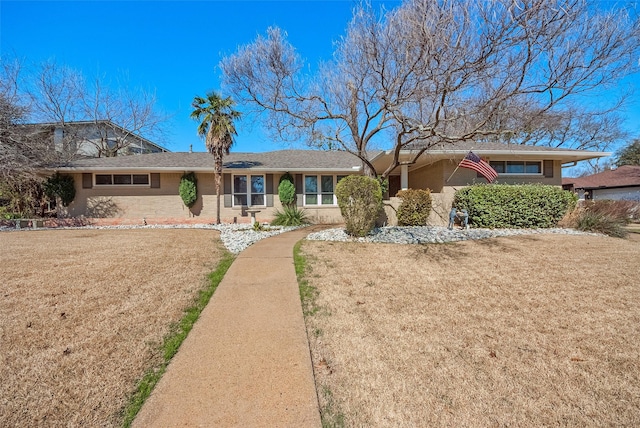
[61, 172, 345, 224]
[58, 160, 563, 226]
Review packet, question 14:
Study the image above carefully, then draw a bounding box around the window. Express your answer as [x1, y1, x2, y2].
[304, 175, 347, 206]
[95, 174, 149, 186]
[489, 161, 542, 175]
[233, 174, 265, 207]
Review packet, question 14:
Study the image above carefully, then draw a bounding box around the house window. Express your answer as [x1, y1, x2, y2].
[489, 161, 542, 175]
[304, 175, 347, 206]
[233, 174, 265, 207]
[95, 174, 150, 186]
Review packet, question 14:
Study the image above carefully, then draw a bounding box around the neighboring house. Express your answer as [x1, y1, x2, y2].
[50, 141, 608, 225]
[562, 165, 640, 201]
[17, 120, 169, 157]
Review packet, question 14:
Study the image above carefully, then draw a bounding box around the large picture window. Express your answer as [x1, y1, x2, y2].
[95, 174, 150, 186]
[489, 161, 542, 175]
[304, 175, 347, 206]
[233, 174, 265, 207]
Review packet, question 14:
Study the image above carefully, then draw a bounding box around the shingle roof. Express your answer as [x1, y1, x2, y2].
[55, 150, 368, 172]
[562, 165, 640, 189]
[403, 140, 598, 154]
[53, 144, 607, 173]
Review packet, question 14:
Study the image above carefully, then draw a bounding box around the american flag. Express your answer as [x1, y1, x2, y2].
[459, 151, 498, 183]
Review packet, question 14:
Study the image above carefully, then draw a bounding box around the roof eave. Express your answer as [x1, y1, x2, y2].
[52, 166, 363, 173]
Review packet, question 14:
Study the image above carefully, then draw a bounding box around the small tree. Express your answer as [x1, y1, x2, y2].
[278, 173, 296, 207]
[335, 175, 382, 237]
[43, 173, 75, 207]
[190, 92, 241, 224]
[179, 172, 198, 208]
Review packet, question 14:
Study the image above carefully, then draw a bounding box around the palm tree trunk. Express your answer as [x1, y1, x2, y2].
[215, 172, 221, 224]
[215, 156, 223, 224]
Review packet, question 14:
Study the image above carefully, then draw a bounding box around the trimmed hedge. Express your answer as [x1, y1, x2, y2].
[396, 188, 432, 226]
[335, 175, 382, 237]
[453, 184, 577, 228]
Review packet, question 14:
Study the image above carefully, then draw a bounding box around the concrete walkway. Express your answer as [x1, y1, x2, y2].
[133, 227, 323, 427]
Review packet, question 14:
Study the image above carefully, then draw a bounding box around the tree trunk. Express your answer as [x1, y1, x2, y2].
[215, 172, 221, 224]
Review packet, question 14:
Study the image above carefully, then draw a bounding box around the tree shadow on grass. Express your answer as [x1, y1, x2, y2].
[411, 234, 542, 262]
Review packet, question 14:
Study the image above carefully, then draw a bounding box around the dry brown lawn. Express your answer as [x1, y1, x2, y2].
[302, 234, 640, 427]
[0, 228, 222, 427]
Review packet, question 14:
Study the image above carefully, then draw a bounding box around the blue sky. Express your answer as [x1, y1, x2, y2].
[1, 0, 638, 158]
[1, 0, 387, 152]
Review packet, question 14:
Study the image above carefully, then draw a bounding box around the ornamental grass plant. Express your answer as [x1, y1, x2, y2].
[270, 205, 310, 226]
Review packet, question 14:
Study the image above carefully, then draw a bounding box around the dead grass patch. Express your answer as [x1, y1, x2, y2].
[302, 235, 640, 427]
[0, 229, 222, 426]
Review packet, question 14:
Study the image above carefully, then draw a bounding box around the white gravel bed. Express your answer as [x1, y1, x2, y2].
[306, 225, 600, 244]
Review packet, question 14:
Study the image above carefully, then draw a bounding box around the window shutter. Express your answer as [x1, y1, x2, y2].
[295, 174, 303, 207]
[266, 174, 274, 193]
[543, 160, 554, 178]
[150, 173, 160, 188]
[266, 174, 274, 207]
[82, 173, 92, 189]
[223, 173, 232, 207]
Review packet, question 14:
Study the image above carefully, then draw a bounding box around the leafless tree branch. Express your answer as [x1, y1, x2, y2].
[221, 0, 639, 178]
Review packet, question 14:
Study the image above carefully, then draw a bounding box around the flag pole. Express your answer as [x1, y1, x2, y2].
[445, 148, 473, 183]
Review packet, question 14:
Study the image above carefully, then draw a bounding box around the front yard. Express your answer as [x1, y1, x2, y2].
[0, 229, 223, 426]
[302, 234, 640, 426]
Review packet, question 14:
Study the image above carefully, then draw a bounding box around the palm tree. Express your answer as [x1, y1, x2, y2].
[190, 92, 241, 224]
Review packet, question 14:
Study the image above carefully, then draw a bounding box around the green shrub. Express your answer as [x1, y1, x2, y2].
[278, 176, 296, 207]
[453, 184, 577, 228]
[396, 188, 432, 226]
[378, 177, 389, 196]
[179, 172, 198, 208]
[43, 173, 75, 206]
[270, 205, 309, 226]
[335, 175, 382, 237]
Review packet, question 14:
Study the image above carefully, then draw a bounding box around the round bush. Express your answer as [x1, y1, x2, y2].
[335, 175, 382, 237]
[396, 188, 432, 226]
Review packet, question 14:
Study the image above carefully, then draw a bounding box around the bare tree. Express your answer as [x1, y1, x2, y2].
[221, 0, 639, 178]
[29, 59, 84, 125]
[0, 58, 56, 178]
[0, 58, 60, 216]
[27, 61, 168, 157]
[80, 76, 167, 157]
